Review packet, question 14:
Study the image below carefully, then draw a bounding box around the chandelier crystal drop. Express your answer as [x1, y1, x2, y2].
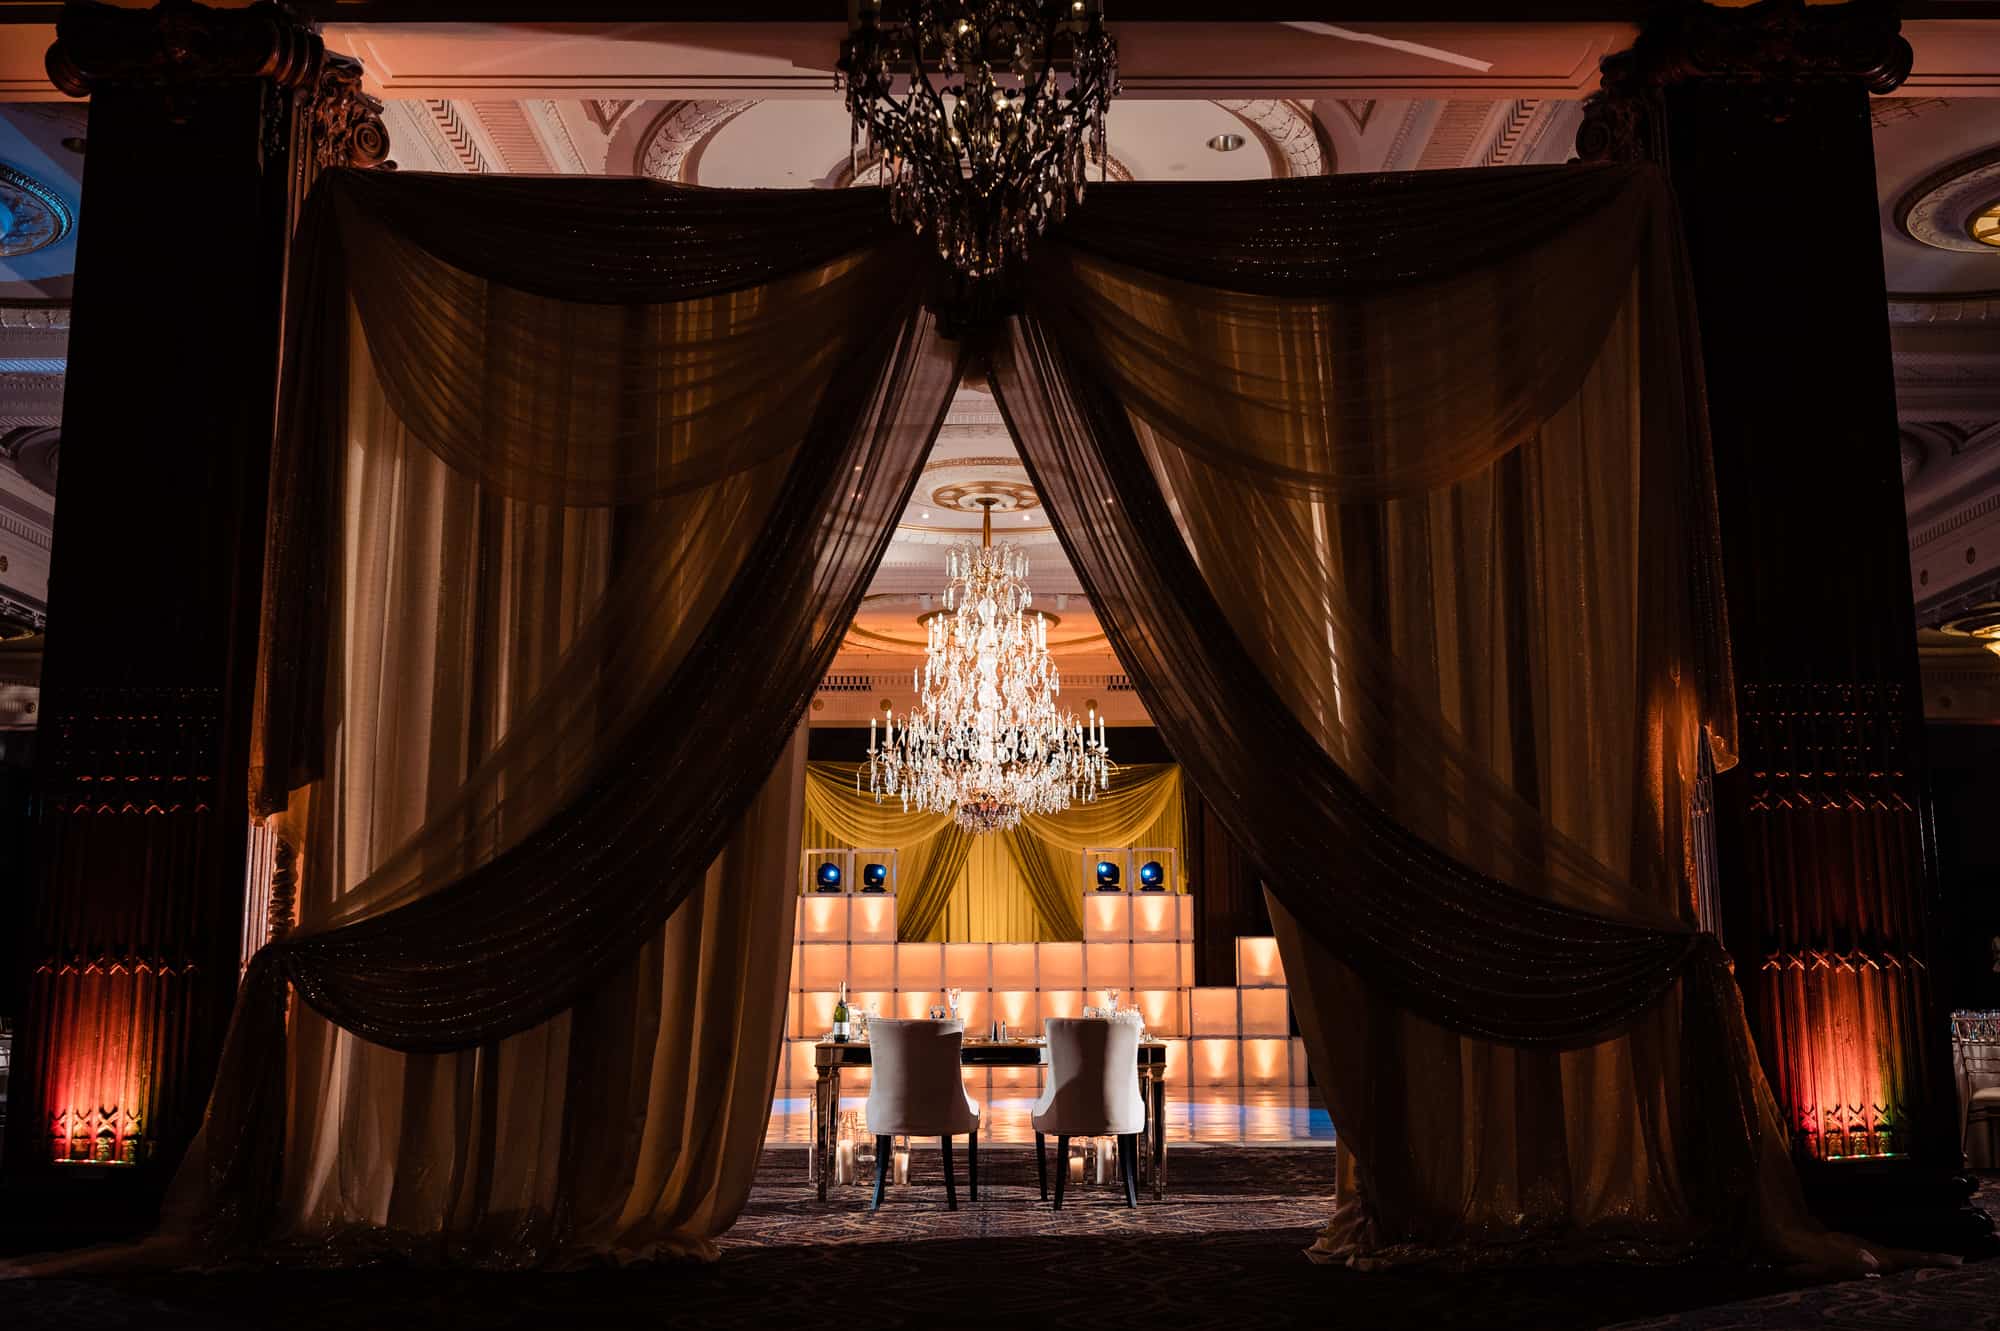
[868, 500, 1109, 833]
[837, 0, 1120, 279]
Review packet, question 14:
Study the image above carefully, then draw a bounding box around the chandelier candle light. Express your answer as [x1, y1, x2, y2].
[838, 0, 1119, 278]
[868, 499, 1109, 832]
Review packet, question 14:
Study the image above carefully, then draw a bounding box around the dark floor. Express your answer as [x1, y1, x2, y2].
[0, 1149, 1988, 1331]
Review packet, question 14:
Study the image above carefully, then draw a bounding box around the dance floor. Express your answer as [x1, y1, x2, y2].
[10, 1154, 1987, 1329]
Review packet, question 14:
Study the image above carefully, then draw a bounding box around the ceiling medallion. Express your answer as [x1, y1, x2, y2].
[930, 478, 1041, 513]
[868, 499, 1109, 833]
[0, 165, 72, 259]
[1897, 147, 2000, 255]
[838, 0, 1120, 279]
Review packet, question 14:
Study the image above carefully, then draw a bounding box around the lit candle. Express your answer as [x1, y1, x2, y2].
[835, 1140, 856, 1185]
[893, 1147, 910, 1186]
[1095, 1138, 1116, 1184]
[1069, 1153, 1085, 1185]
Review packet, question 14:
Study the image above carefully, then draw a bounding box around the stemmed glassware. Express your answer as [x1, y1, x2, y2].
[944, 987, 962, 1021]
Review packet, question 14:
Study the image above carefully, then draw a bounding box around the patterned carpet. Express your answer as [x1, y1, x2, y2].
[0, 1149, 1983, 1331]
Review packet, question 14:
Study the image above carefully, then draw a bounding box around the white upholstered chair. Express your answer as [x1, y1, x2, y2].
[1955, 1011, 2000, 1166]
[864, 1018, 980, 1210]
[1033, 1016, 1146, 1208]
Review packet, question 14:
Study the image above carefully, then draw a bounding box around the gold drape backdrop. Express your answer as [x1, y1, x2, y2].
[801, 762, 1183, 941]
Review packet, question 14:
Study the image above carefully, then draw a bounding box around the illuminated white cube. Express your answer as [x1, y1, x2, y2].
[1176, 894, 1195, 941]
[854, 990, 894, 1028]
[1162, 1038, 1188, 1086]
[991, 943, 1038, 989]
[1239, 987, 1290, 1036]
[797, 990, 839, 1039]
[1190, 1038, 1240, 1085]
[797, 894, 848, 941]
[786, 1040, 817, 1085]
[1037, 990, 1086, 1024]
[1236, 936, 1285, 986]
[1131, 988, 1182, 1037]
[845, 943, 895, 989]
[1084, 942, 1131, 992]
[799, 943, 847, 990]
[944, 943, 991, 989]
[950, 989, 985, 1030]
[1131, 941, 1179, 988]
[849, 893, 896, 942]
[992, 989, 1036, 1032]
[1132, 892, 1176, 939]
[1243, 1038, 1290, 1087]
[1084, 892, 1130, 941]
[1189, 987, 1239, 1037]
[895, 990, 933, 1020]
[1037, 942, 1084, 989]
[897, 943, 944, 991]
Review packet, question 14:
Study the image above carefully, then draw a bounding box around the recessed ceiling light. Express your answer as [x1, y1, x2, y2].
[1206, 133, 1245, 153]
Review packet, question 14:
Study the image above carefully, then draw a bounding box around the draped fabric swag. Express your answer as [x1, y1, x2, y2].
[188, 173, 961, 1259]
[802, 761, 1184, 941]
[990, 165, 1855, 1264]
[175, 162, 1873, 1269]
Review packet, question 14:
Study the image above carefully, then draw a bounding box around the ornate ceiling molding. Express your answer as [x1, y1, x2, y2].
[1897, 145, 2000, 256]
[1215, 99, 1331, 177]
[638, 99, 757, 183]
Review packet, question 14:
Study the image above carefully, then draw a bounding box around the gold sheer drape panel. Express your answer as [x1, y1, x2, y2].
[993, 164, 1859, 1264]
[801, 762, 1183, 941]
[184, 172, 961, 1257]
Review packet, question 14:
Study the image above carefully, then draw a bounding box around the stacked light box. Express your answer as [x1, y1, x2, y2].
[778, 878, 1309, 1105]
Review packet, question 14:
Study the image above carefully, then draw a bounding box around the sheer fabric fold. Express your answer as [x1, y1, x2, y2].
[988, 163, 1822, 1261]
[192, 172, 962, 1256]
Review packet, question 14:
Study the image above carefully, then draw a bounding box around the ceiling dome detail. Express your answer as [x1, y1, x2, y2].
[0, 164, 72, 258]
[1898, 146, 2000, 255]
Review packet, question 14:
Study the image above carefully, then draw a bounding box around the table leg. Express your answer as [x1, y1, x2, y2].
[1149, 1068, 1167, 1199]
[813, 1065, 841, 1202]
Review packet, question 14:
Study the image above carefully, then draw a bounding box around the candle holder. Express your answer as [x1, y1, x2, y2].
[893, 1136, 911, 1186]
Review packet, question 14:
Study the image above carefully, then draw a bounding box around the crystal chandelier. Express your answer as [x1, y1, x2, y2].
[837, 0, 1119, 278]
[869, 500, 1109, 832]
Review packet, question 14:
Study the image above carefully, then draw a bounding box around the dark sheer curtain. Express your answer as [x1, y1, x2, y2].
[988, 164, 1867, 1264]
[189, 172, 964, 1253]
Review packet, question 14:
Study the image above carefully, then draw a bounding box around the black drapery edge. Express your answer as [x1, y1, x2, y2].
[316, 168, 916, 304]
[987, 311, 1702, 1051]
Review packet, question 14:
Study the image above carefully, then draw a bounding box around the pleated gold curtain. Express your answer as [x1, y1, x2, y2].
[801, 761, 1182, 941]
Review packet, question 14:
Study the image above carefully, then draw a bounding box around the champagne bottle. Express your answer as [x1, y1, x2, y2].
[833, 982, 850, 1044]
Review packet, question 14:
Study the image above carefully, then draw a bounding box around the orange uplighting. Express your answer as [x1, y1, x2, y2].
[1084, 893, 1129, 941]
[1236, 937, 1284, 986]
[1038, 989, 1085, 1023]
[1189, 987, 1239, 1037]
[993, 989, 1036, 1031]
[1191, 1038, 1239, 1085]
[1243, 1038, 1289, 1086]
[850, 893, 896, 942]
[1239, 987, 1290, 1036]
[1131, 988, 1182, 1037]
[1762, 961, 1917, 1161]
[1133, 892, 1176, 939]
[798, 895, 847, 940]
[36, 963, 170, 1166]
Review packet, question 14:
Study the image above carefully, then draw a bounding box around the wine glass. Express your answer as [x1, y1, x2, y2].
[944, 987, 962, 1021]
[1101, 987, 1122, 1014]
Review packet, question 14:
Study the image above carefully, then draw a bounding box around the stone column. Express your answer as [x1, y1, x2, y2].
[1, 0, 382, 1230]
[1582, 0, 1976, 1246]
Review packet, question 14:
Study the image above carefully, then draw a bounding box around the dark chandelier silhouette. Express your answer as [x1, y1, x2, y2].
[838, 0, 1119, 279]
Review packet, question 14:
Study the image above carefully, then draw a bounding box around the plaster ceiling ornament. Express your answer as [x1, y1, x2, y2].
[1214, 99, 1331, 177]
[638, 99, 757, 183]
[0, 166, 72, 259]
[1898, 147, 2000, 255]
[867, 499, 1109, 833]
[838, 0, 1120, 278]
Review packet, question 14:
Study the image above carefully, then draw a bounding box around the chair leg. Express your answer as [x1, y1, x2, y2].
[942, 1135, 957, 1211]
[1121, 1133, 1139, 1208]
[871, 1134, 891, 1211]
[968, 1125, 979, 1202]
[1035, 1132, 1048, 1200]
[1054, 1135, 1068, 1210]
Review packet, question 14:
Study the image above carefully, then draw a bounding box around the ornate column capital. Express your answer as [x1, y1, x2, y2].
[45, 0, 322, 99]
[1578, 0, 1913, 163]
[309, 52, 389, 171]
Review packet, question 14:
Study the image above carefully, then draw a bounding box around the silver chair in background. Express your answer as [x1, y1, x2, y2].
[864, 1017, 980, 1210]
[1033, 1016, 1146, 1209]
